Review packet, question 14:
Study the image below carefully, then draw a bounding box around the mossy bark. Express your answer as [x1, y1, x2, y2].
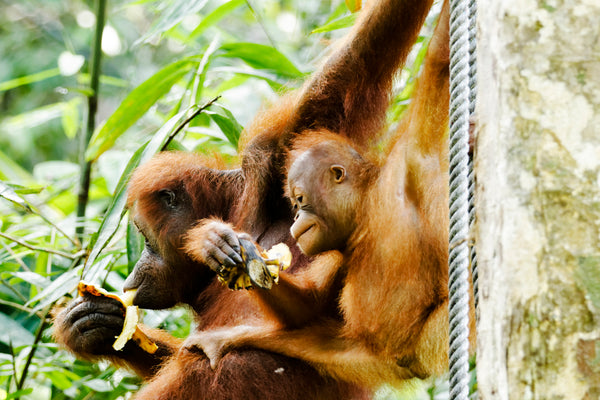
[475, 0, 600, 399]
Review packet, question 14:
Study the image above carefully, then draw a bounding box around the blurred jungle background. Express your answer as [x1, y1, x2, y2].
[0, 0, 452, 398]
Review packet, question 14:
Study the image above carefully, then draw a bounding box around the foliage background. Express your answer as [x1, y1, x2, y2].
[0, 0, 449, 399]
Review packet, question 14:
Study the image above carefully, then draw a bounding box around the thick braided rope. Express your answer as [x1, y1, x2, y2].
[448, 0, 472, 397]
[468, 0, 479, 316]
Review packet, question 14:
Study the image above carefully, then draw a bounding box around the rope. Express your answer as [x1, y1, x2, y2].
[468, 0, 479, 316]
[448, 0, 476, 397]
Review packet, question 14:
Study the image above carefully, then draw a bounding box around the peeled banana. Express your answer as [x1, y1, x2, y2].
[77, 281, 158, 354]
[216, 242, 292, 291]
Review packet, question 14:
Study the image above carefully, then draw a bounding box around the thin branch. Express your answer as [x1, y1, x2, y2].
[36, 210, 80, 248]
[76, 0, 107, 242]
[17, 305, 51, 391]
[0, 231, 84, 260]
[1, 241, 31, 272]
[0, 278, 28, 304]
[161, 96, 221, 151]
[0, 298, 36, 315]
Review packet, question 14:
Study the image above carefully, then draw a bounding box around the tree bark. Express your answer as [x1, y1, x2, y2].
[475, 0, 600, 399]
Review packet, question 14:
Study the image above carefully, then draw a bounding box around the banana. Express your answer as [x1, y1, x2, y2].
[77, 281, 158, 354]
[217, 242, 292, 290]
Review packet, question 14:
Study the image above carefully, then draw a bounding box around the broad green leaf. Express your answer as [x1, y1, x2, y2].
[83, 255, 114, 287]
[83, 378, 113, 392]
[3, 183, 44, 195]
[210, 67, 288, 87]
[77, 73, 130, 88]
[126, 221, 143, 274]
[0, 313, 35, 347]
[0, 68, 60, 92]
[84, 106, 200, 274]
[187, 0, 245, 42]
[204, 105, 243, 149]
[220, 43, 304, 79]
[0, 181, 32, 212]
[5, 388, 34, 400]
[135, 0, 209, 45]
[85, 58, 199, 161]
[0, 102, 70, 132]
[45, 370, 77, 390]
[191, 36, 221, 105]
[0, 150, 35, 183]
[61, 98, 81, 139]
[28, 266, 82, 311]
[10, 271, 49, 289]
[311, 13, 358, 34]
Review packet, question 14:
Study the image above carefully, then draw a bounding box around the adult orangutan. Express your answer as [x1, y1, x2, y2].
[184, 0, 473, 390]
[53, 0, 435, 397]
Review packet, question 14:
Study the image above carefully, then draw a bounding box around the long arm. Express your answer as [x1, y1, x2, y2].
[292, 0, 435, 147]
[185, 323, 414, 389]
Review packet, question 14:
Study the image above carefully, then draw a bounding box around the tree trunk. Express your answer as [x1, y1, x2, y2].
[474, 0, 600, 399]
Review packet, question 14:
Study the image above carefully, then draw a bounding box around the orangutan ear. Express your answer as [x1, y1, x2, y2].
[330, 165, 346, 183]
[158, 189, 177, 209]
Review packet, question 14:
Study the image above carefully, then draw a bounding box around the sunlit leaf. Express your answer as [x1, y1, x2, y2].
[0, 150, 35, 183]
[187, 0, 245, 42]
[10, 271, 49, 289]
[0, 102, 70, 132]
[44, 370, 77, 390]
[135, 0, 210, 45]
[3, 183, 44, 195]
[83, 378, 113, 392]
[311, 13, 358, 34]
[61, 98, 81, 139]
[220, 43, 304, 79]
[85, 58, 199, 161]
[126, 221, 144, 275]
[5, 388, 34, 400]
[28, 266, 82, 311]
[204, 104, 243, 149]
[0, 313, 35, 347]
[0, 181, 32, 212]
[0, 68, 61, 92]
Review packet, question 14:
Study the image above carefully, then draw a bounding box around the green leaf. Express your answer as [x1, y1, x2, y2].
[3, 183, 44, 195]
[0, 68, 61, 92]
[0, 150, 35, 183]
[187, 0, 245, 42]
[204, 104, 243, 149]
[28, 266, 82, 312]
[85, 58, 199, 161]
[311, 13, 358, 34]
[220, 43, 304, 79]
[0, 181, 32, 212]
[10, 271, 49, 289]
[45, 370, 76, 390]
[135, 0, 210, 45]
[83, 378, 113, 392]
[0, 313, 35, 347]
[126, 221, 143, 274]
[5, 388, 34, 400]
[61, 98, 81, 139]
[0, 102, 71, 132]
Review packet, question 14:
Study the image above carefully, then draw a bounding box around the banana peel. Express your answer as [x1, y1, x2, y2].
[77, 281, 158, 354]
[217, 242, 292, 291]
